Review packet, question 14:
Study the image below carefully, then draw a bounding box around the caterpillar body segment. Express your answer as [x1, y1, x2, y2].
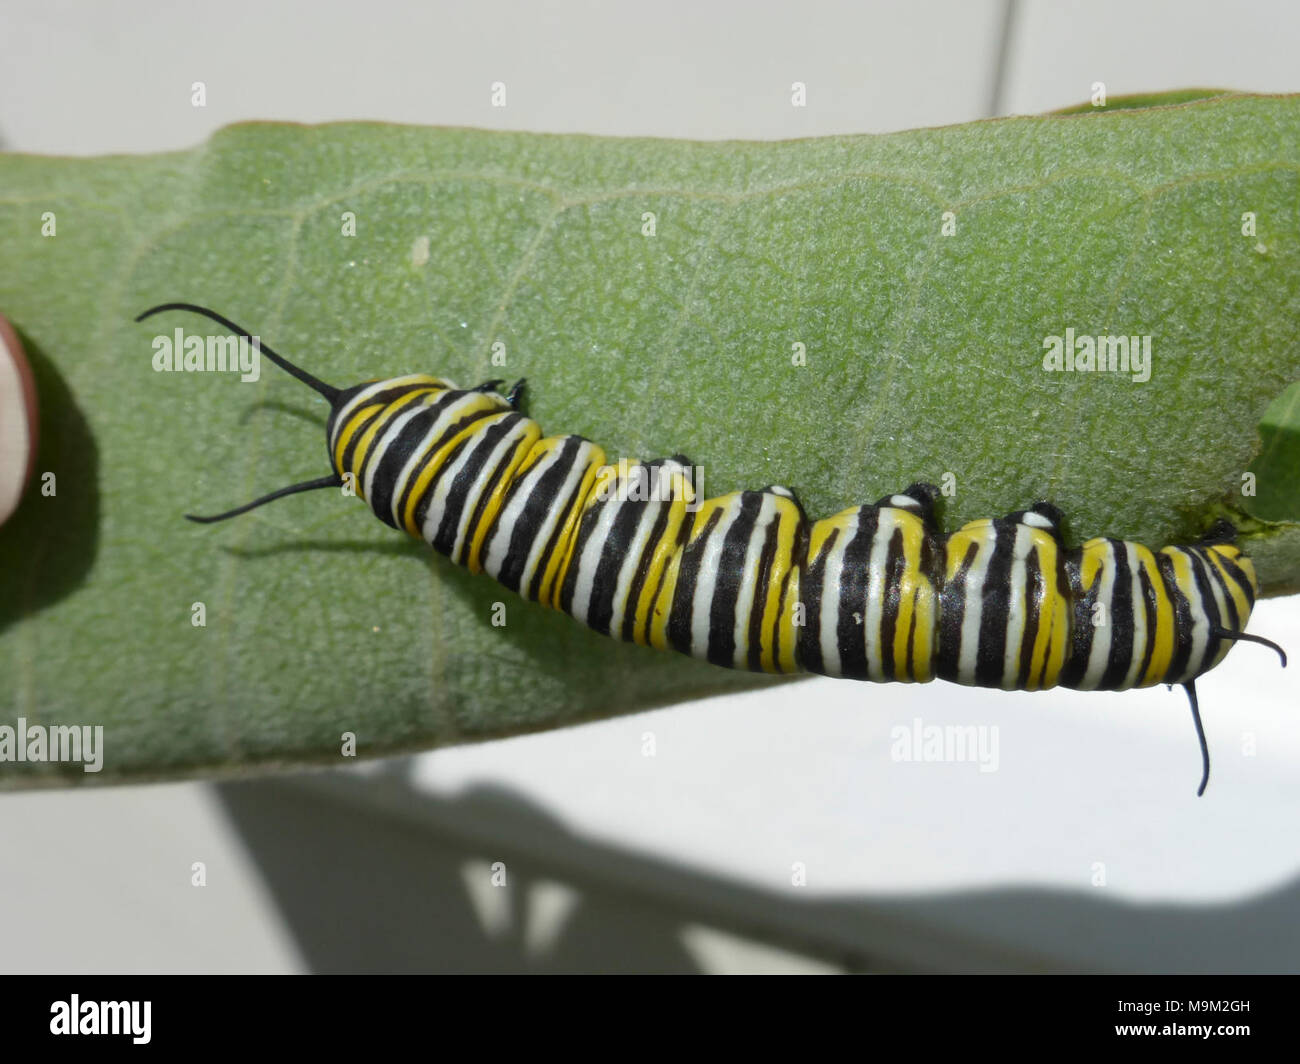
[136, 303, 1286, 795]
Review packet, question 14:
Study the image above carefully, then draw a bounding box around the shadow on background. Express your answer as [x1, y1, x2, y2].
[217, 769, 1300, 974]
[0, 331, 99, 634]
[218, 770, 699, 973]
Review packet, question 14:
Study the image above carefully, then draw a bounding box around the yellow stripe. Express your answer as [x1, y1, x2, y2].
[332, 402, 386, 481]
[806, 507, 859, 566]
[545, 454, 612, 609]
[398, 405, 510, 536]
[1207, 546, 1253, 624]
[349, 389, 436, 486]
[330, 377, 448, 474]
[626, 465, 696, 648]
[1160, 546, 1196, 598]
[752, 496, 803, 672]
[1135, 545, 1175, 686]
[890, 511, 933, 682]
[646, 493, 738, 650]
[463, 421, 543, 573]
[945, 518, 994, 581]
[1079, 538, 1110, 591]
[775, 565, 802, 674]
[1026, 531, 1069, 690]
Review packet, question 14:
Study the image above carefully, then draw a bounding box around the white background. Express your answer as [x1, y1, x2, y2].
[1, 0, 1298, 973]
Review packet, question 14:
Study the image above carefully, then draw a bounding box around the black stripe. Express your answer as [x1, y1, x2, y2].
[340, 384, 454, 481]
[1134, 561, 1159, 685]
[455, 424, 529, 566]
[796, 526, 840, 676]
[558, 472, 611, 616]
[431, 416, 518, 555]
[707, 494, 764, 668]
[668, 509, 724, 656]
[1185, 549, 1230, 678]
[526, 441, 598, 603]
[1016, 541, 1043, 689]
[366, 403, 445, 528]
[1199, 550, 1241, 634]
[779, 497, 810, 673]
[974, 524, 1016, 687]
[639, 503, 697, 647]
[621, 487, 677, 644]
[1214, 550, 1256, 608]
[397, 405, 502, 533]
[834, 510, 877, 681]
[1159, 550, 1196, 684]
[410, 437, 467, 543]
[327, 381, 438, 450]
[910, 530, 941, 681]
[935, 539, 979, 683]
[485, 448, 558, 591]
[1098, 540, 1135, 690]
[488, 439, 576, 592]
[586, 475, 651, 637]
[878, 525, 906, 682]
[746, 507, 783, 671]
[1058, 546, 1094, 689]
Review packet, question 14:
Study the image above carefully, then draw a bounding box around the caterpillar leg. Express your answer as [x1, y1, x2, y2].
[875, 482, 941, 528]
[1020, 500, 1066, 537]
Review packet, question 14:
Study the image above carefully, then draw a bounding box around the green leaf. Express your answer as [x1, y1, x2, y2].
[1244, 380, 1300, 523]
[2, 93, 1299, 787]
[1048, 88, 1237, 114]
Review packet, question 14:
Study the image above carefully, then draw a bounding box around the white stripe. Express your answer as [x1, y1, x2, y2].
[605, 466, 668, 635]
[419, 421, 488, 546]
[383, 389, 488, 513]
[730, 495, 776, 667]
[1121, 543, 1148, 690]
[607, 461, 693, 633]
[956, 533, 996, 685]
[400, 392, 503, 524]
[863, 511, 894, 679]
[1187, 551, 1224, 678]
[449, 420, 528, 562]
[567, 472, 625, 626]
[1080, 543, 1117, 690]
[362, 401, 432, 505]
[1000, 525, 1034, 689]
[328, 375, 448, 452]
[386, 397, 448, 525]
[512, 441, 600, 592]
[689, 495, 744, 658]
[481, 444, 565, 581]
[816, 512, 859, 678]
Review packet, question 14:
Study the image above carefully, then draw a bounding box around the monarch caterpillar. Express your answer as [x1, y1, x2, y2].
[137, 302, 1287, 796]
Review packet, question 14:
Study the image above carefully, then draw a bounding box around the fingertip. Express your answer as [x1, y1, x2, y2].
[0, 312, 38, 528]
